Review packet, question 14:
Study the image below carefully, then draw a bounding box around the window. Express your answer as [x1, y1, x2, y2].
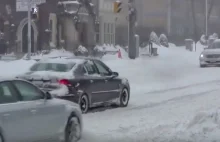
[84, 61, 97, 75]
[13, 81, 44, 101]
[94, 60, 111, 76]
[30, 63, 75, 72]
[103, 22, 115, 45]
[0, 82, 18, 104]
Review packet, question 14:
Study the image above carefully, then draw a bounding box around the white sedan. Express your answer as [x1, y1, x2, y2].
[0, 78, 82, 142]
[200, 39, 220, 67]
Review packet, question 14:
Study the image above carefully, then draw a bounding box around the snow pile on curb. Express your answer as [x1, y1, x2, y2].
[165, 108, 220, 142]
[186, 108, 220, 134]
[23, 49, 75, 60]
[100, 45, 128, 61]
[0, 59, 36, 77]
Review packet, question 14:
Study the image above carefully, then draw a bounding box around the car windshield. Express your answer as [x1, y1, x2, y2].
[30, 63, 75, 72]
[209, 42, 220, 49]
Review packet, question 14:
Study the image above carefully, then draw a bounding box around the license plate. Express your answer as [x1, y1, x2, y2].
[32, 81, 43, 84]
[210, 61, 217, 63]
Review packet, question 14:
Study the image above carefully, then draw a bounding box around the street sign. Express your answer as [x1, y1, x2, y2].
[16, 0, 46, 11]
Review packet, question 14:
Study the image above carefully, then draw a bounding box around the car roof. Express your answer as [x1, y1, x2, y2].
[38, 56, 100, 64]
[65, 56, 100, 60]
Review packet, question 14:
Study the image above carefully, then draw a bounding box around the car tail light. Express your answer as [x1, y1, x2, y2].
[59, 79, 71, 86]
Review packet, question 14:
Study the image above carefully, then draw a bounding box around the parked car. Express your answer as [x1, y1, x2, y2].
[199, 39, 220, 67]
[17, 57, 130, 113]
[0, 78, 82, 142]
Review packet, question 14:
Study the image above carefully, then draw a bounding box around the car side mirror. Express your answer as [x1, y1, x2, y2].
[111, 72, 119, 78]
[44, 92, 52, 100]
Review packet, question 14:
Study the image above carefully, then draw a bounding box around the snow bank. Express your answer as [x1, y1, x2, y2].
[0, 59, 36, 77]
[186, 108, 220, 134]
[160, 108, 220, 142]
[100, 44, 128, 61]
[23, 49, 75, 60]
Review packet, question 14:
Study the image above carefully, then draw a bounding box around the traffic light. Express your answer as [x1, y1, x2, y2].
[113, 1, 122, 13]
[31, 7, 39, 20]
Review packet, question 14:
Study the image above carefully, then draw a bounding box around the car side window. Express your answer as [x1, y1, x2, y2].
[0, 82, 18, 104]
[94, 60, 111, 76]
[13, 80, 44, 101]
[84, 60, 97, 75]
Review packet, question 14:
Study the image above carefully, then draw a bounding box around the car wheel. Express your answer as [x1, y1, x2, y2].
[0, 133, 4, 142]
[200, 64, 206, 68]
[119, 88, 130, 107]
[79, 94, 89, 113]
[65, 116, 81, 142]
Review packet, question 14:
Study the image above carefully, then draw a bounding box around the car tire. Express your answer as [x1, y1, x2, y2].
[65, 115, 81, 142]
[119, 88, 130, 107]
[200, 64, 206, 68]
[79, 94, 89, 113]
[0, 133, 4, 142]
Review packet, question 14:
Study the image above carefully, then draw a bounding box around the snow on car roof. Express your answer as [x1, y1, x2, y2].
[38, 57, 85, 65]
[213, 39, 220, 43]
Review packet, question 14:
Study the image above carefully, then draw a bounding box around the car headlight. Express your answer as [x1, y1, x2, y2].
[200, 54, 204, 58]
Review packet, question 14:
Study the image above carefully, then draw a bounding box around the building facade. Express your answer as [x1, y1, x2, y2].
[98, 0, 116, 45]
[0, 0, 97, 54]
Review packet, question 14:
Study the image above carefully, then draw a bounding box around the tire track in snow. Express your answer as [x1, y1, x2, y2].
[129, 89, 220, 111]
[88, 80, 220, 113]
[142, 79, 220, 95]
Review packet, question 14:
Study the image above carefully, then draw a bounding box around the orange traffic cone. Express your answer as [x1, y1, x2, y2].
[118, 49, 122, 59]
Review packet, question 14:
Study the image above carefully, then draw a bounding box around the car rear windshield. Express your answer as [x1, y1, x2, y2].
[30, 63, 75, 72]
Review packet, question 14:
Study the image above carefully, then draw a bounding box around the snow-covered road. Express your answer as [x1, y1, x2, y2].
[79, 44, 220, 142]
[80, 79, 220, 142]
[1, 43, 220, 141]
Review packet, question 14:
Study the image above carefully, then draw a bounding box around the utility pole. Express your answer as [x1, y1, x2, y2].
[27, 0, 32, 60]
[205, 0, 208, 37]
[128, 0, 137, 59]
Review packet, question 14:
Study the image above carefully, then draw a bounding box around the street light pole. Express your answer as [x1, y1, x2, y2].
[27, 0, 32, 60]
[128, 0, 137, 59]
[205, 0, 208, 37]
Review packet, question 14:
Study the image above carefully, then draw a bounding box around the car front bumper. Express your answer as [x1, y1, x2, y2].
[200, 58, 220, 65]
[56, 94, 80, 103]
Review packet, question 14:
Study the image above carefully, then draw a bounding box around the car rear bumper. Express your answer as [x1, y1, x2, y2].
[40, 84, 80, 104]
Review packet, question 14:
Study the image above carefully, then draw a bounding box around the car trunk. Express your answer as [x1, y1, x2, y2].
[17, 71, 63, 92]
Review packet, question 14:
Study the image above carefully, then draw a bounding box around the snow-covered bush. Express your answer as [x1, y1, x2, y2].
[49, 42, 56, 48]
[208, 33, 218, 41]
[75, 45, 88, 56]
[150, 31, 160, 45]
[159, 34, 169, 47]
[77, 45, 88, 53]
[200, 34, 207, 45]
[212, 33, 218, 39]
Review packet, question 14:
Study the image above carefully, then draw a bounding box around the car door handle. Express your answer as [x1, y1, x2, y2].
[105, 80, 108, 83]
[90, 80, 94, 83]
[30, 109, 37, 114]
